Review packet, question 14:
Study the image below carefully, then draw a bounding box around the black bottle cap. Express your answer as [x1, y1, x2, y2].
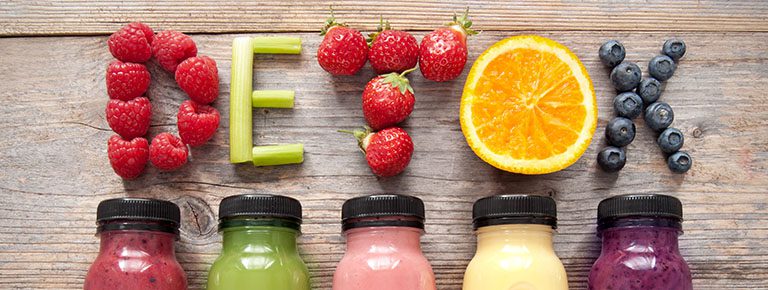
[219, 194, 302, 222]
[597, 194, 683, 224]
[473, 195, 557, 229]
[341, 194, 425, 230]
[96, 198, 180, 234]
[97, 198, 180, 225]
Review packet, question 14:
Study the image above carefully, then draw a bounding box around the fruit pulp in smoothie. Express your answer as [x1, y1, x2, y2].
[463, 224, 568, 290]
[589, 226, 692, 290]
[207, 226, 310, 290]
[84, 230, 187, 290]
[333, 226, 436, 290]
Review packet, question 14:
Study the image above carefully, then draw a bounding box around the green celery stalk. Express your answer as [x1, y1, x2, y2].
[252, 90, 295, 108]
[252, 37, 302, 54]
[229, 37, 254, 163]
[252, 144, 304, 166]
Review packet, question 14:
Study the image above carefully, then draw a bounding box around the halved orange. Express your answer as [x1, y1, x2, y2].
[460, 35, 597, 174]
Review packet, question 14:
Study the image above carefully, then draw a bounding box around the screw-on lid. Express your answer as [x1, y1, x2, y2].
[341, 194, 425, 230]
[219, 194, 302, 222]
[97, 198, 180, 225]
[597, 194, 683, 223]
[473, 195, 557, 229]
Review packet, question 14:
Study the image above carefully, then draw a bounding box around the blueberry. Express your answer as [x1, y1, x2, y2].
[597, 146, 626, 173]
[636, 77, 663, 105]
[662, 39, 686, 61]
[644, 102, 675, 132]
[657, 127, 684, 154]
[610, 62, 642, 92]
[605, 117, 636, 147]
[648, 55, 676, 81]
[599, 40, 626, 68]
[667, 151, 692, 173]
[613, 92, 643, 119]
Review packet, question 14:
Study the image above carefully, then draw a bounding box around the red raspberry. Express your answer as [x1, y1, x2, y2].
[107, 135, 149, 179]
[108, 22, 154, 63]
[106, 61, 150, 101]
[106, 97, 152, 139]
[149, 133, 189, 171]
[152, 30, 197, 72]
[175, 56, 219, 104]
[177, 100, 220, 146]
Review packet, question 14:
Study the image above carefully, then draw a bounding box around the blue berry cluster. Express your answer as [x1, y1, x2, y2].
[597, 39, 692, 173]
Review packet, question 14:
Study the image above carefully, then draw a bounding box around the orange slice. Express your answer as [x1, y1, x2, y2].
[460, 35, 597, 174]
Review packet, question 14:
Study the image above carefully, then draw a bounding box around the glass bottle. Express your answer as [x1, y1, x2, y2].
[333, 194, 436, 290]
[588, 194, 692, 290]
[463, 194, 568, 290]
[207, 194, 310, 290]
[84, 198, 187, 290]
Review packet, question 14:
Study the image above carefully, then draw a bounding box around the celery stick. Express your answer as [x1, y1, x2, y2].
[252, 90, 295, 108]
[230, 37, 254, 163]
[252, 144, 304, 166]
[252, 37, 302, 54]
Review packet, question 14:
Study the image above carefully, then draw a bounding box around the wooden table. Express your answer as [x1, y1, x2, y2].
[1, 1, 767, 289]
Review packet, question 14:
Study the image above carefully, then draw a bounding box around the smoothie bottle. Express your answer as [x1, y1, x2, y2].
[84, 198, 187, 290]
[463, 194, 568, 290]
[207, 194, 310, 290]
[588, 194, 692, 290]
[332, 194, 436, 290]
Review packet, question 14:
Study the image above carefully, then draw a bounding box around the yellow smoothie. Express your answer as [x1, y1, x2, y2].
[463, 195, 568, 290]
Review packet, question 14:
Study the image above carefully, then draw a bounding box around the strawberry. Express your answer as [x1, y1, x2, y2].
[342, 126, 414, 177]
[368, 19, 419, 74]
[419, 9, 477, 82]
[317, 9, 368, 75]
[107, 134, 149, 179]
[362, 68, 416, 130]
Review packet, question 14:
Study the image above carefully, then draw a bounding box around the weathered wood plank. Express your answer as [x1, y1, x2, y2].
[0, 31, 767, 290]
[2, 0, 768, 36]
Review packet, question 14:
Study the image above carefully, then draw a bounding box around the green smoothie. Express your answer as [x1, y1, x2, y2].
[207, 195, 310, 290]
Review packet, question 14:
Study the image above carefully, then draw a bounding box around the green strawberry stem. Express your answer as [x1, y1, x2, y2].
[367, 16, 392, 46]
[230, 37, 254, 163]
[320, 6, 347, 36]
[338, 126, 373, 152]
[252, 144, 304, 166]
[252, 37, 302, 54]
[447, 8, 478, 36]
[381, 67, 417, 94]
[252, 90, 295, 108]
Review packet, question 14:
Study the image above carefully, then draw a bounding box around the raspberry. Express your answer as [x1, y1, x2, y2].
[149, 133, 189, 171]
[108, 22, 154, 63]
[108, 135, 149, 179]
[106, 61, 151, 101]
[177, 100, 220, 146]
[106, 97, 152, 139]
[152, 30, 197, 72]
[175, 56, 219, 104]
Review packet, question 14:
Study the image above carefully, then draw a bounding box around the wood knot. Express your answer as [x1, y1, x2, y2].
[176, 195, 217, 238]
[692, 127, 703, 138]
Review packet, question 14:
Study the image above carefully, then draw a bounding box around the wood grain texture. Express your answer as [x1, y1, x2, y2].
[2, 0, 768, 36]
[0, 30, 767, 289]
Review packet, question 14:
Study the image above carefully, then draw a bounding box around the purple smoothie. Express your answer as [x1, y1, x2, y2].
[589, 194, 692, 290]
[588, 220, 692, 290]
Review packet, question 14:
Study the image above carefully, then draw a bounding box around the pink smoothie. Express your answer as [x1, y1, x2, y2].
[84, 230, 187, 290]
[333, 226, 436, 290]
